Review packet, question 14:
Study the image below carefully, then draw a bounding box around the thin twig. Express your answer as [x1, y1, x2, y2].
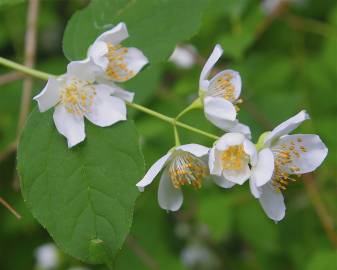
[283, 13, 337, 38]
[0, 196, 21, 219]
[255, 1, 290, 40]
[125, 235, 160, 270]
[0, 72, 23, 86]
[17, 0, 40, 137]
[0, 141, 17, 163]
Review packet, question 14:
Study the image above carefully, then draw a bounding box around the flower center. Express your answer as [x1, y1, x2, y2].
[272, 137, 307, 192]
[106, 43, 134, 82]
[168, 151, 208, 189]
[207, 73, 242, 111]
[221, 144, 246, 170]
[60, 80, 96, 116]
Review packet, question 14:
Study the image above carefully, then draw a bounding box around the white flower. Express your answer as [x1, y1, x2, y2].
[169, 44, 197, 69]
[199, 44, 251, 138]
[209, 132, 259, 187]
[35, 243, 59, 269]
[34, 59, 134, 148]
[250, 110, 328, 221]
[136, 144, 210, 211]
[87, 22, 148, 83]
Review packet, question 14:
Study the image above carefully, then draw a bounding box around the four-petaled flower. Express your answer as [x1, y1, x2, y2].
[208, 132, 272, 189]
[199, 44, 251, 138]
[136, 144, 210, 211]
[34, 59, 134, 148]
[88, 22, 149, 84]
[249, 110, 328, 221]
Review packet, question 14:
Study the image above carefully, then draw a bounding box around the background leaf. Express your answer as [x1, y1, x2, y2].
[17, 109, 144, 264]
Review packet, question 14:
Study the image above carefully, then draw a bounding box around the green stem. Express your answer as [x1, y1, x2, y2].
[173, 125, 181, 146]
[127, 102, 218, 140]
[0, 57, 219, 140]
[175, 97, 202, 120]
[0, 57, 51, 80]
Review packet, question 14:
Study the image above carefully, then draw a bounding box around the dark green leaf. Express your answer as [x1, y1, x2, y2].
[17, 109, 144, 264]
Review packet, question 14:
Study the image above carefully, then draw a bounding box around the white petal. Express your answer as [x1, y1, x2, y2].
[215, 132, 245, 151]
[96, 78, 135, 102]
[67, 59, 100, 82]
[243, 139, 257, 166]
[249, 178, 262, 198]
[158, 169, 183, 211]
[204, 97, 237, 127]
[199, 44, 223, 91]
[177, 144, 209, 157]
[53, 105, 85, 148]
[33, 77, 60, 112]
[259, 183, 286, 222]
[276, 134, 328, 174]
[208, 69, 242, 99]
[225, 122, 251, 139]
[251, 148, 274, 187]
[209, 147, 222, 175]
[222, 163, 250, 185]
[264, 110, 310, 147]
[85, 89, 127, 127]
[136, 153, 172, 191]
[212, 175, 236, 189]
[123, 47, 149, 78]
[87, 41, 109, 70]
[95, 22, 129, 44]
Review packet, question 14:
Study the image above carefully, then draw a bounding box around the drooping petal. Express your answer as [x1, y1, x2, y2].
[136, 153, 172, 191]
[208, 69, 242, 100]
[215, 132, 245, 151]
[249, 178, 262, 198]
[85, 87, 127, 127]
[67, 59, 100, 82]
[209, 147, 222, 175]
[204, 97, 237, 128]
[177, 144, 209, 157]
[264, 110, 310, 147]
[33, 77, 60, 112]
[243, 139, 257, 166]
[199, 44, 223, 91]
[275, 134, 328, 174]
[251, 148, 274, 187]
[87, 41, 109, 70]
[95, 22, 129, 45]
[158, 169, 183, 211]
[222, 163, 250, 185]
[53, 105, 85, 148]
[258, 183, 286, 222]
[212, 175, 236, 189]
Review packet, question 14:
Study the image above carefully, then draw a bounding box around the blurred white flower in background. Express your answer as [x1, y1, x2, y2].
[261, 0, 307, 15]
[35, 243, 59, 270]
[169, 44, 198, 69]
[67, 267, 91, 270]
[181, 242, 220, 269]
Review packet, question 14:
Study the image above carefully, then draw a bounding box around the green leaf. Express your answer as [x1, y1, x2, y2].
[17, 109, 144, 264]
[62, 0, 208, 63]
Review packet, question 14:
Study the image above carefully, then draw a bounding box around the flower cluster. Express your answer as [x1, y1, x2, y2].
[34, 22, 148, 147]
[34, 23, 328, 222]
[136, 45, 328, 222]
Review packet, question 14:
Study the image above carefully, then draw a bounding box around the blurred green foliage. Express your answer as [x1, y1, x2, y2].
[0, 0, 336, 269]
